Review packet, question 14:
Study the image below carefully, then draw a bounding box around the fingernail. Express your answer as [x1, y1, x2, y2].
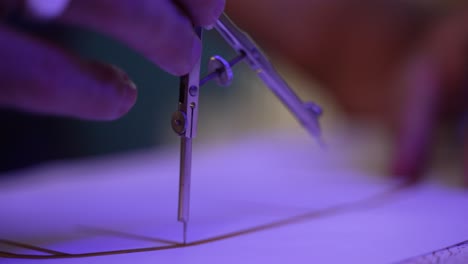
[109, 65, 137, 90]
[83, 60, 137, 90]
[106, 65, 137, 117]
[82, 60, 137, 119]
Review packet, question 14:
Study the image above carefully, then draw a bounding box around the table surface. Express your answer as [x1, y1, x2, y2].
[1, 128, 467, 264]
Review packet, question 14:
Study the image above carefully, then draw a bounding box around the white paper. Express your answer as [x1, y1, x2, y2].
[1, 130, 467, 264]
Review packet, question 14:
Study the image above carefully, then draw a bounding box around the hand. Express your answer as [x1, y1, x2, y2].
[227, 0, 467, 181]
[0, 0, 225, 120]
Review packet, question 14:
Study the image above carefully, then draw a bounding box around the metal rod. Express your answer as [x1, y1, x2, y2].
[178, 137, 192, 244]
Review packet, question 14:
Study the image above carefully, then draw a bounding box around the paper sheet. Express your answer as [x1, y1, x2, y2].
[1, 130, 467, 264]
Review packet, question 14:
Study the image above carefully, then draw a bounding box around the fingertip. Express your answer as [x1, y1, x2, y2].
[115, 74, 138, 119]
[78, 61, 138, 120]
[114, 89, 137, 119]
[389, 56, 439, 182]
[390, 152, 426, 182]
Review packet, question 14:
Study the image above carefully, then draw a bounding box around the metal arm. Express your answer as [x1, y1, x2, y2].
[213, 13, 323, 141]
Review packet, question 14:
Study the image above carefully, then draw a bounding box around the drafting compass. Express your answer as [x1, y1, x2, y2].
[171, 13, 323, 244]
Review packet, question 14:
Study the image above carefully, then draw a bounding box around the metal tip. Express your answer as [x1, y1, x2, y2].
[183, 222, 187, 245]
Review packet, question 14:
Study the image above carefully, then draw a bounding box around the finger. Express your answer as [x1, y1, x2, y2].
[0, 24, 137, 120]
[60, 0, 201, 76]
[175, 0, 225, 27]
[391, 57, 440, 181]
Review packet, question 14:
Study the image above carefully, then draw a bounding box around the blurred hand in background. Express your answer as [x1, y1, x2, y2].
[0, 0, 224, 120]
[227, 0, 467, 182]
